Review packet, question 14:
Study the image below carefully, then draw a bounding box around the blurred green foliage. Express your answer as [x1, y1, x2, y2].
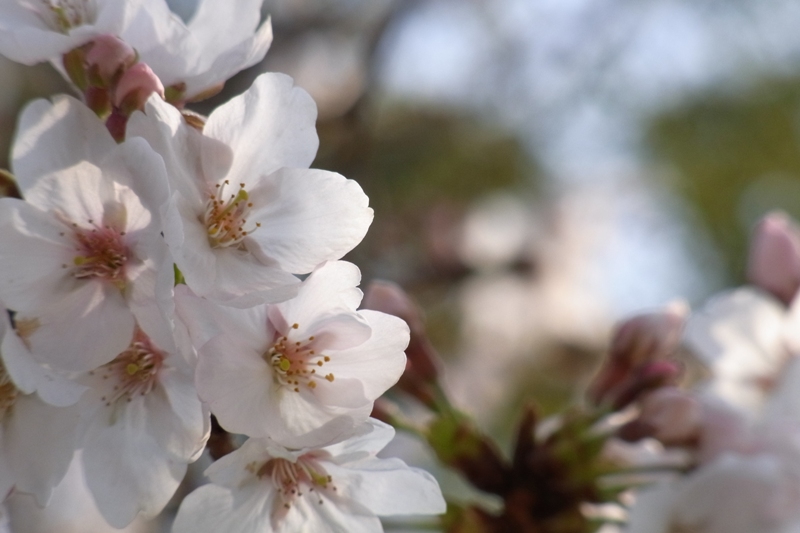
[649, 76, 800, 282]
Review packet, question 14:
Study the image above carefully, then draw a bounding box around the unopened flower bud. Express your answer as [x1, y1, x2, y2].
[588, 302, 687, 407]
[86, 34, 136, 85]
[747, 211, 800, 305]
[611, 359, 684, 409]
[114, 63, 165, 114]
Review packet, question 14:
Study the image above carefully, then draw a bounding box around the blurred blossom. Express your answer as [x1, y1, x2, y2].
[747, 211, 800, 306]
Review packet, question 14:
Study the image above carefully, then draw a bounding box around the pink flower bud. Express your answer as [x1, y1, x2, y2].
[747, 211, 800, 305]
[588, 302, 687, 406]
[86, 34, 136, 84]
[113, 63, 165, 113]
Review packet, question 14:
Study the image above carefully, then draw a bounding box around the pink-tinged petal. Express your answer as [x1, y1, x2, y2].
[324, 310, 409, 400]
[4, 396, 81, 506]
[204, 437, 276, 488]
[205, 73, 319, 184]
[747, 211, 800, 305]
[0, 200, 76, 311]
[175, 285, 271, 352]
[325, 459, 446, 517]
[26, 282, 135, 372]
[12, 96, 115, 192]
[301, 312, 372, 352]
[245, 168, 373, 274]
[172, 483, 277, 533]
[196, 335, 275, 437]
[277, 261, 364, 329]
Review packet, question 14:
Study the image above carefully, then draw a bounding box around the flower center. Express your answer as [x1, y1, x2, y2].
[63, 221, 129, 288]
[253, 453, 335, 512]
[0, 359, 19, 420]
[94, 328, 164, 408]
[265, 324, 335, 393]
[32, 0, 97, 33]
[203, 180, 261, 249]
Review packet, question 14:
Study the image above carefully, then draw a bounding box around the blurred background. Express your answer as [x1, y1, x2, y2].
[4, 0, 800, 530]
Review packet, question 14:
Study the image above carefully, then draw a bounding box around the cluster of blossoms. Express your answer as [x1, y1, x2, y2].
[0, 0, 444, 531]
[589, 212, 800, 533]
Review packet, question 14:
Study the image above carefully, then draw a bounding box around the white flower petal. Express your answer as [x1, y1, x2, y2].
[172, 483, 276, 533]
[26, 282, 135, 372]
[196, 335, 274, 437]
[12, 96, 115, 192]
[276, 261, 364, 331]
[326, 458, 446, 517]
[81, 400, 187, 528]
[324, 310, 409, 400]
[0, 199, 76, 312]
[4, 396, 80, 506]
[205, 73, 319, 183]
[245, 168, 373, 274]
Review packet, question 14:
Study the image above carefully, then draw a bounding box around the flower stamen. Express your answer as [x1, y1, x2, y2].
[253, 454, 335, 511]
[69, 222, 129, 289]
[264, 324, 334, 393]
[203, 180, 261, 249]
[98, 328, 164, 411]
[31, 0, 97, 33]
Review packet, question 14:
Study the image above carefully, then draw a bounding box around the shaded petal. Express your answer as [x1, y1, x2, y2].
[25, 282, 135, 372]
[81, 396, 187, 528]
[127, 95, 232, 202]
[175, 285, 271, 352]
[172, 483, 276, 533]
[0, 199, 76, 311]
[12, 96, 115, 191]
[4, 396, 81, 505]
[325, 458, 446, 517]
[196, 335, 274, 438]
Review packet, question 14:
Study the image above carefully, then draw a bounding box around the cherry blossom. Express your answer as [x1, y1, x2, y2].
[0, 95, 172, 372]
[127, 73, 373, 307]
[0, 306, 81, 507]
[0, 0, 141, 65]
[171, 419, 446, 533]
[175, 261, 408, 445]
[684, 287, 798, 414]
[74, 300, 209, 528]
[121, 0, 273, 102]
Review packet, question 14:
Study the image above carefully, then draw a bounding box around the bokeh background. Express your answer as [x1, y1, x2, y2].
[3, 0, 800, 530]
